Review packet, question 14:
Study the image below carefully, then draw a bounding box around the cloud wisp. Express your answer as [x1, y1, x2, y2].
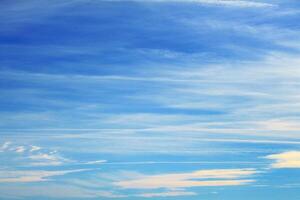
[0, 169, 85, 183]
[136, 190, 197, 198]
[0, 142, 70, 167]
[0, 141, 11, 152]
[107, 0, 275, 8]
[115, 168, 257, 189]
[266, 151, 300, 168]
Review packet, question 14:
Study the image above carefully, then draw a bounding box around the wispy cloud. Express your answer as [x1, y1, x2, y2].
[258, 120, 300, 131]
[115, 168, 257, 189]
[0, 142, 69, 167]
[1, 1, 300, 199]
[186, 0, 274, 8]
[15, 146, 26, 153]
[137, 190, 197, 197]
[0, 141, 11, 152]
[265, 151, 300, 168]
[84, 160, 107, 165]
[0, 184, 125, 199]
[28, 152, 67, 166]
[0, 169, 85, 183]
[30, 145, 41, 152]
[108, 0, 275, 8]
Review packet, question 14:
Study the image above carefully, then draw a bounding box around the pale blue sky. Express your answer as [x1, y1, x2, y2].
[1, 0, 300, 199]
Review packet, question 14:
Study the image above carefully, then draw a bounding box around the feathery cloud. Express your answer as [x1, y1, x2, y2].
[15, 146, 26, 153]
[137, 190, 197, 197]
[0, 141, 11, 152]
[108, 0, 275, 8]
[0, 169, 85, 183]
[84, 160, 107, 165]
[115, 168, 256, 189]
[265, 151, 300, 168]
[30, 145, 41, 152]
[28, 152, 67, 166]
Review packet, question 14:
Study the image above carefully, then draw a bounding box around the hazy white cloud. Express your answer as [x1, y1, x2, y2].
[29, 153, 57, 160]
[265, 151, 300, 168]
[0, 169, 85, 183]
[0, 141, 11, 152]
[258, 120, 300, 131]
[137, 190, 197, 197]
[115, 168, 256, 189]
[0, 184, 125, 199]
[28, 153, 66, 166]
[15, 146, 26, 153]
[108, 0, 274, 8]
[84, 160, 107, 165]
[0, 142, 68, 167]
[177, 0, 274, 8]
[30, 145, 41, 152]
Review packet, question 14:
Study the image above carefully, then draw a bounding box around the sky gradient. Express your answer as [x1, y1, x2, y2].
[1, 0, 300, 199]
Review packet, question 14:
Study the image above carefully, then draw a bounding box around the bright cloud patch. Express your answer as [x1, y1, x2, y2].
[115, 168, 256, 189]
[266, 151, 300, 168]
[0, 169, 85, 183]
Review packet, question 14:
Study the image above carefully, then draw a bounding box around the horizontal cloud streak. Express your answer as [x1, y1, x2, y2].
[115, 168, 257, 189]
[0, 169, 85, 183]
[107, 0, 275, 8]
[266, 151, 300, 168]
[137, 191, 197, 197]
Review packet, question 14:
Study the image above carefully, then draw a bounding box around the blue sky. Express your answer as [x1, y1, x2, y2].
[1, 0, 300, 199]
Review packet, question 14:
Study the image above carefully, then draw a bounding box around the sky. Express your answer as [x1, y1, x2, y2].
[1, 0, 300, 199]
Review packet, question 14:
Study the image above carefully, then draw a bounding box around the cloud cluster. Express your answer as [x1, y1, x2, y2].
[0, 141, 66, 166]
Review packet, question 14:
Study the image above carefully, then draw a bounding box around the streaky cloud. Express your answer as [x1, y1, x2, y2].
[115, 168, 257, 189]
[137, 190, 197, 197]
[106, 0, 275, 8]
[0, 169, 86, 183]
[265, 151, 300, 168]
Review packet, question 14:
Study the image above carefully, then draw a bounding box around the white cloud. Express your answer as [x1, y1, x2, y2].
[0, 142, 68, 167]
[258, 120, 300, 131]
[265, 151, 300, 168]
[115, 168, 256, 189]
[29, 153, 57, 160]
[84, 160, 107, 165]
[0, 184, 125, 199]
[15, 146, 26, 153]
[28, 153, 66, 166]
[0, 141, 11, 152]
[30, 145, 41, 152]
[0, 169, 85, 183]
[178, 0, 274, 8]
[108, 0, 274, 8]
[137, 191, 197, 197]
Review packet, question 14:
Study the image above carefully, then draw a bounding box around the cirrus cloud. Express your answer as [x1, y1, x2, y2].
[265, 151, 300, 168]
[115, 168, 257, 189]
